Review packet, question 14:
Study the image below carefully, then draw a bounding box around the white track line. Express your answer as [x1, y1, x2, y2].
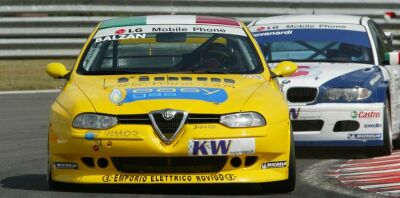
[329, 168, 400, 177]
[359, 182, 400, 190]
[0, 89, 59, 95]
[336, 163, 400, 171]
[377, 190, 400, 196]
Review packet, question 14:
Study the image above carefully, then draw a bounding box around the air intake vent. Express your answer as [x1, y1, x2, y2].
[291, 120, 324, 131]
[287, 87, 318, 103]
[333, 120, 360, 132]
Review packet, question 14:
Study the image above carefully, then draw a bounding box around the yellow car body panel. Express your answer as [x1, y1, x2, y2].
[48, 15, 294, 186]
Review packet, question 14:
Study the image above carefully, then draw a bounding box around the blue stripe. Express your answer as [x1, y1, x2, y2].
[295, 140, 383, 147]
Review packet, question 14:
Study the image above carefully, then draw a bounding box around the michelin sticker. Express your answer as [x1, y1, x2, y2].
[188, 138, 255, 156]
[347, 133, 382, 140]
[261, 161, 287, 169]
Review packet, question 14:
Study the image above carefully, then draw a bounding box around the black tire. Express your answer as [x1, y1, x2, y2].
[368, 99, 393, 157]
[262, 131, 296, 193]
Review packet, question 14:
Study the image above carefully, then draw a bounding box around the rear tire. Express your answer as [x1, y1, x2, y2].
[262, 130, 296, 193]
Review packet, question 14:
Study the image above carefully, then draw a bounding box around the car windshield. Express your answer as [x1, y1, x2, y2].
[79, 24, 263, 75]
[252, 23, 374, 64]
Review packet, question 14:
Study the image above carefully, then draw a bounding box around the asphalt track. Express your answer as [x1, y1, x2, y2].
[0, 92, 389, 197]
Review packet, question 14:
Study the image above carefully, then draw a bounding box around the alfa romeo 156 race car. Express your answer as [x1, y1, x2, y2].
[249, 15, 400, 156]
[46, 15, 298, 192]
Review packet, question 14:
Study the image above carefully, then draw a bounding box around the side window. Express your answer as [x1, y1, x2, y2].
[368, 20, 392, 65]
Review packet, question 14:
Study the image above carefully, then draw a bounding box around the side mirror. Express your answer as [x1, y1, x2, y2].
[384, 32, 393, 45]
[384, 51, 400, 65]
[46, 62, 69, 79]
[271, 61, 298, 78]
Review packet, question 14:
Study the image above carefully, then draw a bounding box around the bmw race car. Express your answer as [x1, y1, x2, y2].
[46, 15, 298, 192]
[249, 15, 400, 156]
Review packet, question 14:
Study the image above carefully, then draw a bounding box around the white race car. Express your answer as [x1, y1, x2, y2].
[249, 15, 400, 156]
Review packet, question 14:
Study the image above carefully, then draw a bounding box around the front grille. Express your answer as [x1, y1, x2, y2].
[111, 157, 228, 173]
[117, 114, 220, 124]
[287, 87, 318, 103]
[291, 120, 324, 131]
[151, 112, 185, 139]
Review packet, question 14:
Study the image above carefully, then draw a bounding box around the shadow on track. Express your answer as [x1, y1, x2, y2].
[1, 174, 293, 196]
[295, 147, 373, 159]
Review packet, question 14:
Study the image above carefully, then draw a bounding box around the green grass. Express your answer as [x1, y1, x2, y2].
[0, 59, 75, 91]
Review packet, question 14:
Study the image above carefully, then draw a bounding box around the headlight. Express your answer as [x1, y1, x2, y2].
[220, 112, 266, 128]
[73, 113, 118, 129]
[325, 87, 371, 102]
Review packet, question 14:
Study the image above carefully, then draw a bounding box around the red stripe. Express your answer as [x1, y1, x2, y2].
[398, 52, 400, 64]
[196, 16, 240, 27]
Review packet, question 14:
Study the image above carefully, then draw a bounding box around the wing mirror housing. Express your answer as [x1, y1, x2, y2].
[271, 61, 298, 78]
[46, 62, 70, 79]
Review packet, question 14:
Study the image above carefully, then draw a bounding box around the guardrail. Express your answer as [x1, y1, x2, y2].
[0, 0, 399, 58]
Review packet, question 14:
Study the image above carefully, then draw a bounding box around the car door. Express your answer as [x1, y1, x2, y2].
[369, 20, 400, 137]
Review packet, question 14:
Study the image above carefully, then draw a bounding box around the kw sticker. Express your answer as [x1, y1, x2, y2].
[188, 138, 255, 156]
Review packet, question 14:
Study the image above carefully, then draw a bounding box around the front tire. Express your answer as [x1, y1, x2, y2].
[369, 99, 392, 157]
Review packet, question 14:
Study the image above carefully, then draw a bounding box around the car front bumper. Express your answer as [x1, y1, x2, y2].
[49, 121, 292, 184]
[291, 103, 384, 147]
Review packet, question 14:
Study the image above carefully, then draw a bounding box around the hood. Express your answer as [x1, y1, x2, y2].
[270, 62, 375, 88]
[74, 74, 266, 114]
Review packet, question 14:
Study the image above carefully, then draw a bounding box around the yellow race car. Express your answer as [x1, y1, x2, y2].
[46, 15, 297, 192]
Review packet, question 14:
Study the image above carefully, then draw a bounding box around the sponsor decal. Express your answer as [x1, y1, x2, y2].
[84, 132, 96, 140]
[193, 124, 216, 129]
[351, 111, 381, 119]
[188, 138, 255, 156]
[54, 162, 78, 169]
[101, 173, 236, 183]
[348, 133, 382, 140]
[103, 129, 140, 138]
[290, 66, 322, 78]
[240, 74, 263, 79]
[109, 88, 124, 105]
[115, 28, 126, 35]
[369, 73, 381, 86]
[95, 33, 146, 43]
[364, 123, 382, 128]
[94, 25, 246, 39]
[119, 87, 228, 104]
[252, 23, 365, 32]
[289, 108, 300, 119]
[261, 161, 287, 169]
[253, 30, 293, 37]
